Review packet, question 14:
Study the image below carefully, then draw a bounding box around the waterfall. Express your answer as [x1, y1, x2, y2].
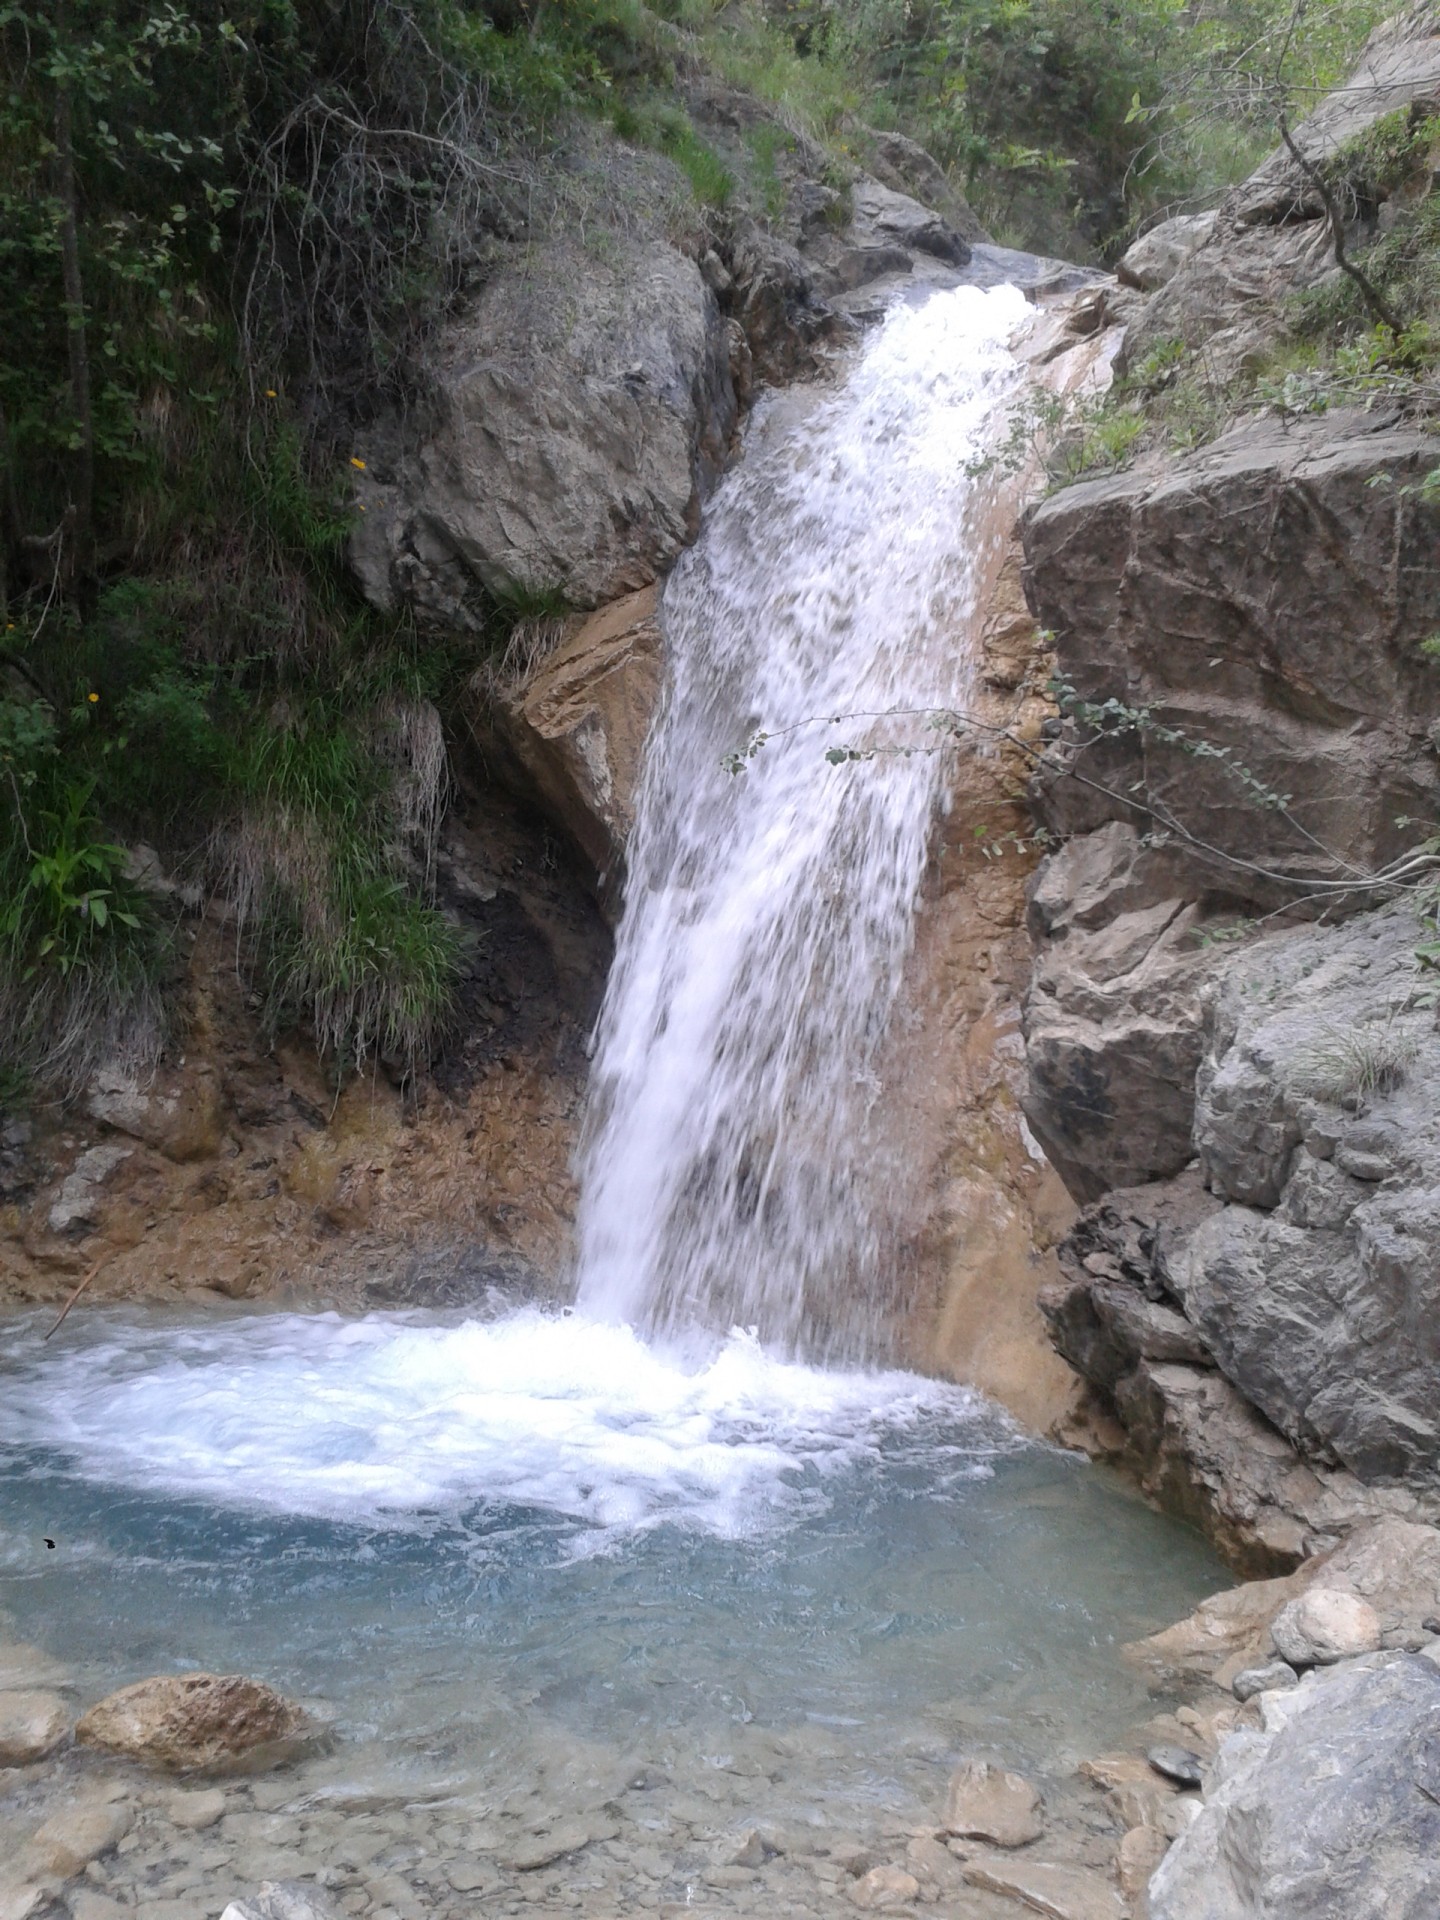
[574, 282, 1032, 1359]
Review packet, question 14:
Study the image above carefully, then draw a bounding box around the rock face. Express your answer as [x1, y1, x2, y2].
[1046, 904, 1440, 1548]
[481, 586, 663, 898]
[75, 1673, 315, 1774]
[1125, 7, 1440, 369]
[1024, 413, 1440, 898]
[351, 237, 737, 618]
[1148, 1654, 1440, 1920]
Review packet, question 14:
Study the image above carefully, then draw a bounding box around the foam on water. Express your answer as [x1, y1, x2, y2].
[0, 1307, 1009, 1544]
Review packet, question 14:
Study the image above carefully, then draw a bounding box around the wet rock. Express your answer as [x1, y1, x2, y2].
[165, 1788, 228, 1830]
[30, 1801, 134, 1878]
[961, 1854, 1126, 1920]
[76, 1673, 316, 1774]
[500, 1820, 595, 1872]
[847, 1864, 920, 1909]
[1233, 1660, 1298, 1701]
[87, 1065, 224, 1164]
[1146, 1747, 1205, 1788]
[1148, 1654, 1440, 1919]
[941, 1759, 1044, 1847]
[1271, 1588, 1383, 1666]
[0, 1690, 71, 1764]
[220, 1882, 343, 1920]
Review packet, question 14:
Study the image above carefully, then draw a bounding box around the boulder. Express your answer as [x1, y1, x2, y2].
[1148, 1654, 1440, 1920]
[1271, 1588, 1383, 1665]
[0, 1690, 71, 1765]
[75, 1673, 315, 1774]
[941, 1759, 1044, 1847]
[351, 235, 737, 619]
[863, 130, 987, 242]
[1116, 213, 1217, 292]
[846, 178, 971, 266]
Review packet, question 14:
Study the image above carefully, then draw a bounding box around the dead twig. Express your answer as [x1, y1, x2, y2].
[43, 1249, 111, 1341]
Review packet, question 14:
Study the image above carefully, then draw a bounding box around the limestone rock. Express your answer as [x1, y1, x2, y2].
[847, 179, 971, 266]
[1115, 213, 1217, 292]
[962, 1854, 1126, 1920]
[1116, 1826, 1169, 1905]
[1148, 1654, 1440, 1920]
[1233, 1660, 1298, 1701]
[485, 585, 662, 891]
[219, 1882, 342, 1920]
[1271, 1589, 1383, 1666]
[29, 1802, 133, 1878]
[1025, 418, 1440, 916]
[942, 1759, 1044, 1847]
[847, 1865, 920, 1909]
[350, 235, 736, 620]
[1172, 909, 1440, 1483]
[46, 1144, 131, 1235]
[76, 1672, 315, 1774]
[0, 1690, 71, 1765]
[500, 1819, 595, 1871]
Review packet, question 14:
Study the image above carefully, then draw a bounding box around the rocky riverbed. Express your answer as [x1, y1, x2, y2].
[3, 1512, 1437, 1920]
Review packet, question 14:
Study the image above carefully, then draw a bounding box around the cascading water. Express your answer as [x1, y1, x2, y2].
[0, 281, 1229, 1894]
[575, 281, 1030, 1357]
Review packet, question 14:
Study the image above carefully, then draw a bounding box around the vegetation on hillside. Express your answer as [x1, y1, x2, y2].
[0, 0, 1396, 1104]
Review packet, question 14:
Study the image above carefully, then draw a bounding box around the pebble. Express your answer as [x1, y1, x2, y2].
[168, 1789, 229, 1831]
[31, 1802, 135, 1878]
[0, 1691, 72, 1766]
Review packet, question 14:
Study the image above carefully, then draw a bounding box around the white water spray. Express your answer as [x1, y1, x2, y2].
[575, 283, 1031, 1356]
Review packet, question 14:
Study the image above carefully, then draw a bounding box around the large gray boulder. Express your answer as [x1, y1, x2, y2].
[351, 235, 737, 620]
[1148, 1654, 1440, 1920]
